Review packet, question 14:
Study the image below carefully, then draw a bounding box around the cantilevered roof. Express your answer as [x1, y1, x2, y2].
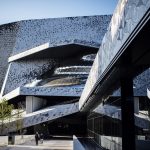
[2, 85, 84, 101]
[8, 41, 98, 62]
[79, 0, 150, 110]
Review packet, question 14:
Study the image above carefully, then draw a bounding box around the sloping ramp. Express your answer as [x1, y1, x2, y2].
[2, 102, 79, 134]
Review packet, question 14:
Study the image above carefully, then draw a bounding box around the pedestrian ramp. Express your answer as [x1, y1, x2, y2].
[1, 102, 79, 134]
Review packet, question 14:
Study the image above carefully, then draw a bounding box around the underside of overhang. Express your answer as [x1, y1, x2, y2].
[8, 43, 99, 62]
[80, 9, 150, 111]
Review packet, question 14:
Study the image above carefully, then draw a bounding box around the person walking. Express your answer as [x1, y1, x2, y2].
[35, 132, 39, 146]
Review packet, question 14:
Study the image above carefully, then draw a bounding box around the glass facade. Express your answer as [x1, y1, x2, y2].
[134, 69, 150, 150]
[87, 69, 150, 150]
[135, 96, 150, 150]
[87, 97, 122, 150]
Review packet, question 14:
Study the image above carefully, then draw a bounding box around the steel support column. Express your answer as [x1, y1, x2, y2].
[120, 53, 135, 150]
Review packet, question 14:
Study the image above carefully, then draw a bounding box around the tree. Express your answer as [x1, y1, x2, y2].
[0, 98, 14, 135]
[15, 102, 24, 137]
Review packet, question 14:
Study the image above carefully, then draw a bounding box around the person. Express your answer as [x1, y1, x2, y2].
[35, 132, 39, 145]
[40, 133, 44, 144]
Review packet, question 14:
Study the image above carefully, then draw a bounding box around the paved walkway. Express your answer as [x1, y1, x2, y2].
[0, 135, 35, 146]
[0, 136, 73, 150]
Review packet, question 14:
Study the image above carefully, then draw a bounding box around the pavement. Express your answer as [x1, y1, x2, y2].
[0, 136, 73, 150]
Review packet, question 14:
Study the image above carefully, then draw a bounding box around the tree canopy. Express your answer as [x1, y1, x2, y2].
[0, 98, 14, 134]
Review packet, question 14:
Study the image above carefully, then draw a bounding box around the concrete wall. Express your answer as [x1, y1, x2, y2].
[26, 96, 46, 113]
[0, 135, 34, 145]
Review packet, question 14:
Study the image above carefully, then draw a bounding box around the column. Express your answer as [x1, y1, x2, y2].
[26, 96, 46, 114]
[120, 53, 135, 150]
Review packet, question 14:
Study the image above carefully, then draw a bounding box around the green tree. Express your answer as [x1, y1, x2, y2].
[0, 98, 14, 135]
[15, 103, 24, 137]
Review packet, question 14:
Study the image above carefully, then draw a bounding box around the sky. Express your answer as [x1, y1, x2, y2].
[0, 0, 118, 25]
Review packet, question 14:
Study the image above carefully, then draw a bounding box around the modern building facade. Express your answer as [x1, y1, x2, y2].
[0, 15, 111, 135]
[0, 0, 150, 150]
[79, 0, 150, 150]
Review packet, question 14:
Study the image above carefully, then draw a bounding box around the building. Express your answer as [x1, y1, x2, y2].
[0, 15, 111, 136]
[78, 0, 150, 150]
[0, 0, 150, 150]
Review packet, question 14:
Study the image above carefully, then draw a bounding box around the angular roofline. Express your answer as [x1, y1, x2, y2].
[8, 40, 100, 62]
[1, 85, 83, 101]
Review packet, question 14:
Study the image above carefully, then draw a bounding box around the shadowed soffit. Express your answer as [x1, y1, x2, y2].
[8, 41, 99, 62]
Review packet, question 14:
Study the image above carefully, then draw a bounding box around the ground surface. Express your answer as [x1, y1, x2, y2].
[0, 136, 73, 150]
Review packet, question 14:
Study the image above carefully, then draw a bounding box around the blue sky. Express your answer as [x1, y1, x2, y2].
[0, 0, 118, 25]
